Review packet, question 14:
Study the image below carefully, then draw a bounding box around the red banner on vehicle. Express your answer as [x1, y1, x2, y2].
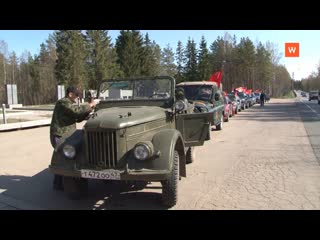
[209, 71, 223, 88]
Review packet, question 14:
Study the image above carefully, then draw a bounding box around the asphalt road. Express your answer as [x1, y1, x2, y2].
[0, 96, 319, 210]
[295, 91, 320, 165]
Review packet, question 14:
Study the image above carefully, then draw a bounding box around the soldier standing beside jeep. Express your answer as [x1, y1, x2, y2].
[50, 86, 96, 190]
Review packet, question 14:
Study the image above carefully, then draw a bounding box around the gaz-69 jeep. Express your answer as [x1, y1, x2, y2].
[49, 76, 213, 207]
[176, 81, 224, 131]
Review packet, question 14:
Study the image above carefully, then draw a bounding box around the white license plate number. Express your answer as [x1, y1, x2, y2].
[80, 169, 121, 180]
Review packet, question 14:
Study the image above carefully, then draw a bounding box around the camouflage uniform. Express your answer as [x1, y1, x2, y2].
[50, 97, 92, 147]
[50, 97, 92, 190]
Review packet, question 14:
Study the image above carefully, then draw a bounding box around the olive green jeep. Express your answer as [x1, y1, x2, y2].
[176, 81, 224, 131]
[49, 76, 213, 207]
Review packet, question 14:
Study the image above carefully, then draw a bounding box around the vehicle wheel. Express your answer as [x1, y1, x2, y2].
[186, 147, 195, 164]
[161, 150, 179, 208]
[216, 115, 223, 130]
[224, 113, 229, 122]
[63, 176, 88, 200]
[205, 124, 211, 140]
[318, 100, 320, 105]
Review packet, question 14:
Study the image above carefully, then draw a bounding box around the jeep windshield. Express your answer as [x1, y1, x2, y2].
[179, 85, 212, 102]
[98, 78, 172, 101]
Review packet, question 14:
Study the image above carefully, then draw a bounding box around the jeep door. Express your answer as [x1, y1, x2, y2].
[176, 111, 213, 147]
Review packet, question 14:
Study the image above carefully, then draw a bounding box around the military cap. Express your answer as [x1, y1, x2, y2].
[66, 86, 81, 97]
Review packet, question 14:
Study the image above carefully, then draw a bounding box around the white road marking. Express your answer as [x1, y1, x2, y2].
[299, 99, 320, 117]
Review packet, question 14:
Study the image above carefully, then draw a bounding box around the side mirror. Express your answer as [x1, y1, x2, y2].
[214, 93, 220, 101]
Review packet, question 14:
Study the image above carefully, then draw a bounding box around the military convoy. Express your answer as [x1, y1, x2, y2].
[49, 76, 213, 207]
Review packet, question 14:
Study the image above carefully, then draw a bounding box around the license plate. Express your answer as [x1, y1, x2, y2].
[80, 169, 121, 180]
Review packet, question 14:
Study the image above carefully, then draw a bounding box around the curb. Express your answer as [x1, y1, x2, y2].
[0, 119, 51, 131]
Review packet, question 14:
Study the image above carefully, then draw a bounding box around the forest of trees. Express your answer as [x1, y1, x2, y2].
[297, 63, 320, 92]
[0, 30, 296, 105]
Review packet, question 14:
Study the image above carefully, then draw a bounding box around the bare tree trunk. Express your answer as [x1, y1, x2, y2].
[3, 57, 6, 85]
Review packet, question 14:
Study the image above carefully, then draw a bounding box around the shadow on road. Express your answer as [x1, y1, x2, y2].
[0, 169, 167, 210]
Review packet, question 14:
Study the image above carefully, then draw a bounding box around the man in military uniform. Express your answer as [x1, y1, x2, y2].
[50, 86, 97, 190]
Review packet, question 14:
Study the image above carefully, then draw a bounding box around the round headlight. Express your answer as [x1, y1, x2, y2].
[63, 144, 76, 159]
[133, 142, 154, 160]
[175, 100, 186, 112]
[201, 107, 208, 112]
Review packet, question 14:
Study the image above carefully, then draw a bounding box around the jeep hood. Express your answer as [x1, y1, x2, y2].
[85, 106, 167, 129]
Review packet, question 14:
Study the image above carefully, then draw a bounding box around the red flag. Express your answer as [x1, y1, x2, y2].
[209, 71, 223, 88]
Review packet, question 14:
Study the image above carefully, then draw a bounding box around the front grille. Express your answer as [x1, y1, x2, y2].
[86, 130, 117, 168]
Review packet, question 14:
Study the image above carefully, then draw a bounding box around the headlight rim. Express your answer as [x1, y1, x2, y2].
[133, 141, 154, 161]
[62, 144, 76, 159]
[174, 100, 186, 112]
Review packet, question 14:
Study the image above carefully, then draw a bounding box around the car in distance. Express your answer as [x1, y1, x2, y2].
[309, 91, 318, 101]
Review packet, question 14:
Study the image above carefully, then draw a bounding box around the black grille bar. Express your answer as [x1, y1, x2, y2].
[86, 130, 117, 168]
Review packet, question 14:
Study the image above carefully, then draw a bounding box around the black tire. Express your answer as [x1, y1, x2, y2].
[216, 115, 223, 130]
[224, 112, 229, 122]
[63, 176, 88, 200]
[186, 147, 195, 164]
[205, 124, 211, 140]
[161, 150, 179, 208]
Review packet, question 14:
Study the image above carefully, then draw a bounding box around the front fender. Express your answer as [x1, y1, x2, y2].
[152, 129, 186, 177]
[49, 130, 85, 174]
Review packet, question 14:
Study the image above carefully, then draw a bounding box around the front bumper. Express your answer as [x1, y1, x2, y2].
[49, 165, 170, 181]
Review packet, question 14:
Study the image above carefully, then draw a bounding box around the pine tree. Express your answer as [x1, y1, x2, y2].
[54, 30, 88, 88]
[115, 30, 144, 77]
[38, 35, 57, 104]
[175, 41, 185, 83]
[255, 42, 272, 92]
[160, 44, 177, 77]
[184, 38, 198, 81]
[209, 37, 225, 73]
[85, 30, 120, 89]
[197, 36, 211, 81]
[151, 40, 161, 75]
[140, 33, 158, 76]
[236, 37, 255, 88]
